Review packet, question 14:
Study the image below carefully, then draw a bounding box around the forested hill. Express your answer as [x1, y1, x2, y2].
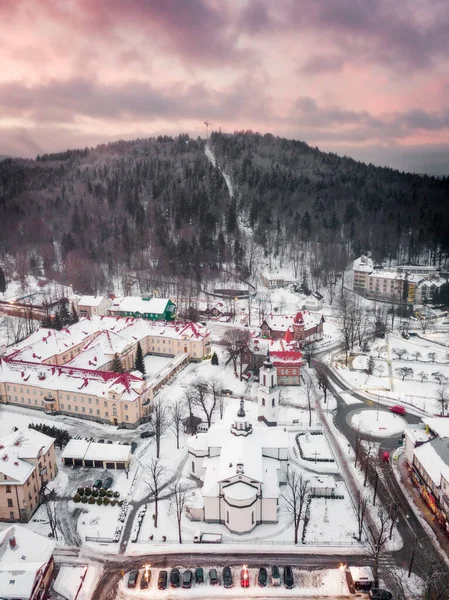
[0, 131, 448, 294]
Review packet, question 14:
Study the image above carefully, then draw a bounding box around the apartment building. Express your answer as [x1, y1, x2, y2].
[76, 295, 112, 317]
[0, 429, 57, 522]
[1, 317, 211, 427]
[0, 525, 55, 599]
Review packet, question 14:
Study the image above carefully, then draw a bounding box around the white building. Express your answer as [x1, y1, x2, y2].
[303, 291, 324, 311]
[186, 354, 291, 534]
[76, 295, 112, 317]
[0, 525, 55, 600]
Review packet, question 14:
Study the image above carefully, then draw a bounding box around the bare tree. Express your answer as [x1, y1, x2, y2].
[143, 457, 166, 528]
[392, 347, 408, 360]
[432, 371, 447, 385]
[170, 400, 185, 450]
[220, 328, 250, 379]
[40, 487, 59, 540]
[418, 371, 428, 383]
[282, 469, 309, 544]
[187, 376, 218, 428]
[411, 350, 422, 362]
[170, 479, 192, 544]
[436, 385, 449, 416]
[355, 491, 368, 542]
[419, 315, 432, 335]
[302, 379, 314, 427]
[367, 507, 392, 586]
[359, 438, 375, 487]
[395, 366, 413, 381]
[428, 352, 437, 363]
[303, 342, 317, 368]
[153, 399, 169, 458]
[376, 345, 387, 359]
[315, 366, 330, 403]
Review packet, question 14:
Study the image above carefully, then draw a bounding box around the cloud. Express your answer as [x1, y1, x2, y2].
[299, 54, 345, 75]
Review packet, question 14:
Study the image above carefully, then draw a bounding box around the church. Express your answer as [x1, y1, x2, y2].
[186, 353, 292, 534]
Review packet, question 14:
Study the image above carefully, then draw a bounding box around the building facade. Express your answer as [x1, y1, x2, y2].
[108, 297, 176, 320]
[0, 525, 55, 600]
[260, 312, 323, 346]
[0, 429, 57, 523]
[76, 295, 112, 317]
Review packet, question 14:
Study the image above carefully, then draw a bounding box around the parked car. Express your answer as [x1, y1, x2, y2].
[103, 477, 113, 490]
[140, 569, 151, 589]
[158, 570, 168, 590]
[140, 430, 155, 438]
[284, 566, 294, 589]
[130, 442, 138, 453]
[170, 568, 181, 588]
[221, 388, 233, 395]
[127, 570, 139, 589]
[209, 568, 219, 585]
[106, 440, 113, 444]
[271, 566, 281, 586]
[241, 566, 250, 588]
[98, 439, 105, 443]
[223, 567, 233, 588]
[182, 570, 193, 588]
[370, 589, 393, 600]
[93, 479, 102, 490]
[195, 567, 204, 584]
[258, 567, 268, 587]
[390, 405, 406, 415]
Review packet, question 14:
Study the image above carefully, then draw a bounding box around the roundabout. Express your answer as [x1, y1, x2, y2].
[348, 408, 407, 438]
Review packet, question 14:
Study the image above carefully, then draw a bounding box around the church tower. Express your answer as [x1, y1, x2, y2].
[257, 350, 280, 426]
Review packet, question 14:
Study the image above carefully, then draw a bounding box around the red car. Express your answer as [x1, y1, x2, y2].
[389, 405, 406, 415]
[241, 566, 250, 588]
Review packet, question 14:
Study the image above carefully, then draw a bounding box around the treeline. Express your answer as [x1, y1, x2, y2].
[28, 423, 71, 449]
[0, 132, 448, 295]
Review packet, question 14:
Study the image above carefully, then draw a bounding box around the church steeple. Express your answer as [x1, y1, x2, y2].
[257, 348, 279, 426]
[231, 398, 252, 437]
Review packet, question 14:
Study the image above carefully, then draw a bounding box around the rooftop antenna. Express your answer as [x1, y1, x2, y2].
[204, 121, 216, 141]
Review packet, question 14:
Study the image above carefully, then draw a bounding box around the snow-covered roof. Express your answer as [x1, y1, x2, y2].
[424, 418, 449, 438]
[309, 475, 336, 490]
[413, 438, 449, 487]
[353, 256, 373, 273]
[348, 566, 374, 583]
[0, 525, 55, 599]
[111, 297, 171, 315]
[224, 481, 257, 501]
[77, 295, 109, 308]
[62, 439, 130, 463]
[263, 311, 321, 332]
[0, 429, 55, 485]
[405, 424, 432, 445]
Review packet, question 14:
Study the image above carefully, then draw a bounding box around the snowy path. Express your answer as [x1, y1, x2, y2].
[205, 144, 234, 198]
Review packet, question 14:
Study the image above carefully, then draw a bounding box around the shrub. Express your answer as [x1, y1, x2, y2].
[77, 487, 84, 495]
[92, 489, 99, 498]
[118, 500, 123, 506]
[88, 497, 96, 504]
[99, 488, 106, 497]
[84, 487, 92, 496]
[73, 494, 81, 503]
[81, 495, 88, 504]
[103, 497, 110, 506]
[106, 490, 113, 497]
[96, 497, 103, 505]
[113, 491, 120, 498]
[110, 500, 117, 506]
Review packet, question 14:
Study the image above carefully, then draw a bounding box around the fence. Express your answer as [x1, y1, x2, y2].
[133, 537, 362, 547]
[85, 536, 115, 543]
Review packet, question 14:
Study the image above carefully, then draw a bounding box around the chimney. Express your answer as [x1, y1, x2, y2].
[9, 536, 17, 549]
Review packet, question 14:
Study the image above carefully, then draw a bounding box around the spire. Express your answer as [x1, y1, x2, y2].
[263, 349, 274, 369]
[237, 397, 246, 417]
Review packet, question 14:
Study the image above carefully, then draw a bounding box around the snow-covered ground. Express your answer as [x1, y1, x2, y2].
[53, 564, 101, 600]
[349, 410, 407, 437]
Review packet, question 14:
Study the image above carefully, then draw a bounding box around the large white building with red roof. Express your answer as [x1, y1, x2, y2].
[260, 311, 324, 346]
[0, 316, 211, 427]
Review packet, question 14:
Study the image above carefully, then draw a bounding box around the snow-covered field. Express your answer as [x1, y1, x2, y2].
[298, 432, 334, 461]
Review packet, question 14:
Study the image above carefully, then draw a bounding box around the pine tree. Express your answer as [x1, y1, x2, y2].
[211, 351, 219, 366]
[71, 304, 79, 324]
[367, 355, 375, 375]
[0, 267, 6, 293]
[53, 313, 62, 331]
[134, 342, 145, 375]
[58, 301, 71, 326]
[111, 353, 125, 373]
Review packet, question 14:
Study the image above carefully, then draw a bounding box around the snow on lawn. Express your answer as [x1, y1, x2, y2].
[297, 431, 334, 461]
[0, 406, 68, 438]
[119, 565, 351, 597]
[303, 484, 358, 546]
[350, 409, 406, 437]
[76, 501, 122, 540]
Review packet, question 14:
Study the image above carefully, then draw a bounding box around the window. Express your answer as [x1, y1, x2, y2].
[82, 407, 86, 413]
[261, 398, 265, 406]
[88, 398, 92, 404]
[75, 406, 78, 412]
[7, 499, 13, 507]
[105, 412, 109, 417]
[96, 399, 99, 405]
[9, 512, 14, 519]
[89, 408, 93, 414]
[272, 398, 275, 407]
[96, 410, 100, 415]
[192, 461, 195, 473]
[125, 415, 129, 421]
[67, 404, 71, 410]
[124, 404, 128, 410]
[6, 485, 11, 493]
[226, 511, 229, 523]
[252, 511, 254, 524]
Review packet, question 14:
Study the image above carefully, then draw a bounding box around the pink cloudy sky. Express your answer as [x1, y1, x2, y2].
[1, 0, 449, 173]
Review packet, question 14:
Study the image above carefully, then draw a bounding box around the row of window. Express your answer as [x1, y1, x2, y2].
[7, 396, 132, 420]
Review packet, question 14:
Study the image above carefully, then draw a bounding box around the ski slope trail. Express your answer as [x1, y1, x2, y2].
[205, 143, 234, 199]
